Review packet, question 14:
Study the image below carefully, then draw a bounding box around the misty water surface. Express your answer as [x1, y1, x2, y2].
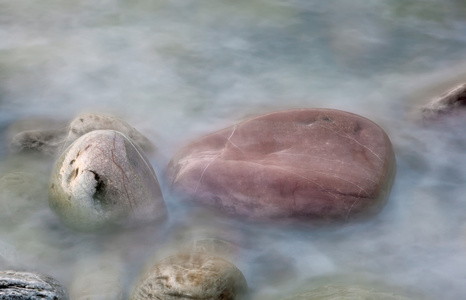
[1, 0, 466, 299]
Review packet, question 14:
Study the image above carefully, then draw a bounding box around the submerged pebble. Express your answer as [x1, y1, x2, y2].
[281, 285, 410, 300]
[49, 130, 166, 231]
[131, 252, 248, 300]
[69, 253, 124, 300]
[0, 270, 69, 300]
[167, 108, 396, 221]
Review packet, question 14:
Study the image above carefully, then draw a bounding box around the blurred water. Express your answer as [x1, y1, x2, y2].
[1, 0, 466, 299]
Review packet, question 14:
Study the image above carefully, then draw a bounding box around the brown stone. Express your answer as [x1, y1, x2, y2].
[131, 252, 248, 300]
[166, 109, 395, 221]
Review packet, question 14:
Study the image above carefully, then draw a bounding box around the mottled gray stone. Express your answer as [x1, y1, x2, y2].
[421, 82, 466, 120]
[49, 130, 166, 231]
[65, 113, 156, 153]
[131, 252, 248, 300]
[0, 270, 68, 300]
[281, 285, 410, 300]
[10, 113, 155, 156]
[167, 109, 395, 221]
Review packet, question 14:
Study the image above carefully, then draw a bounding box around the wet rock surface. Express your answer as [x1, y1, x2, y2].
[281, 285, 410, 300]
[131, 252, 248, 300]
[0, 270, 69, 300]
[49, 130, 166, 231]
[167, 109, 396, 221]
[10, 113, 155, 156]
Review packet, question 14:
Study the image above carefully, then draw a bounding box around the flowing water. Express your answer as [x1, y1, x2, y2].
[1, 0, 466, 299]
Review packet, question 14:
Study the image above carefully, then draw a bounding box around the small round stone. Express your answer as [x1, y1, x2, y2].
[49, 130, 166, 231]
[167, 108, 396, 221]
[0, 270, 69, 300]
[131, 252, 248, 300]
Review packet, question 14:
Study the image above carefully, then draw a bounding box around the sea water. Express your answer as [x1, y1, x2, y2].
[1, 0, 466, 299]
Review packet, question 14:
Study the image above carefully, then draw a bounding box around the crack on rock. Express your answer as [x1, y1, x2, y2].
[88, 170, 106, 204]
[163, 291, 201, 299]
[111, 132, 135, 212]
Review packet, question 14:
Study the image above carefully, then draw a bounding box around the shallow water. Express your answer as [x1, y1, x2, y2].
[1, 0, 466, 299]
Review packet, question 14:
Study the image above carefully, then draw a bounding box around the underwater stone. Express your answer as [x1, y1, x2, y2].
[0, 270, 69, 300]
[167, 108, 395, 221]
[131, 252, 248, 300]
[49, 130, 166, 231]
[281, 285, 410, 300]
[8, 117, 68, 156]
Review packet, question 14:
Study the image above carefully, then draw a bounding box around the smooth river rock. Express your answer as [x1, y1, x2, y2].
[0, 270, 69, 300]
[131, 252, 248, 300]
[49, 130, 166, 231]
[281, 285, 410, 300]
[167, 109, 395, 221]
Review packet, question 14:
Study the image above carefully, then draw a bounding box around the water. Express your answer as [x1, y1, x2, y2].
[1, 0, 466, 299]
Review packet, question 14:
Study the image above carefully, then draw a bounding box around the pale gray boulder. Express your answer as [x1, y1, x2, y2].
[49, 130, 166, 231]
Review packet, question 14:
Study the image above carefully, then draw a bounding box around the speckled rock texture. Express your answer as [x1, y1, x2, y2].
[0, 270, 69, 300]
[281, 285, 410, 300]
[49, 130, 166, 231]
[10, 113, 155, 155]
[131, 252, 248, 300]
[167, 109, 396, 221]
[421, 82, 466, 121]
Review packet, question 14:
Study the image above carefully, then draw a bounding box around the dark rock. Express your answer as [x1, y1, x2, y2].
[0, 270, 68, 300]
[131, 252, 248, 300]
[421, 82, 466, 121]
[167, 109, 395, 221]
[49, 130, 166, 231]
[281, 285, 410, 300]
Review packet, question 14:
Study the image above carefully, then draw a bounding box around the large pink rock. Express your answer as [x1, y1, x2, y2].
[167, 109, 396, 221]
